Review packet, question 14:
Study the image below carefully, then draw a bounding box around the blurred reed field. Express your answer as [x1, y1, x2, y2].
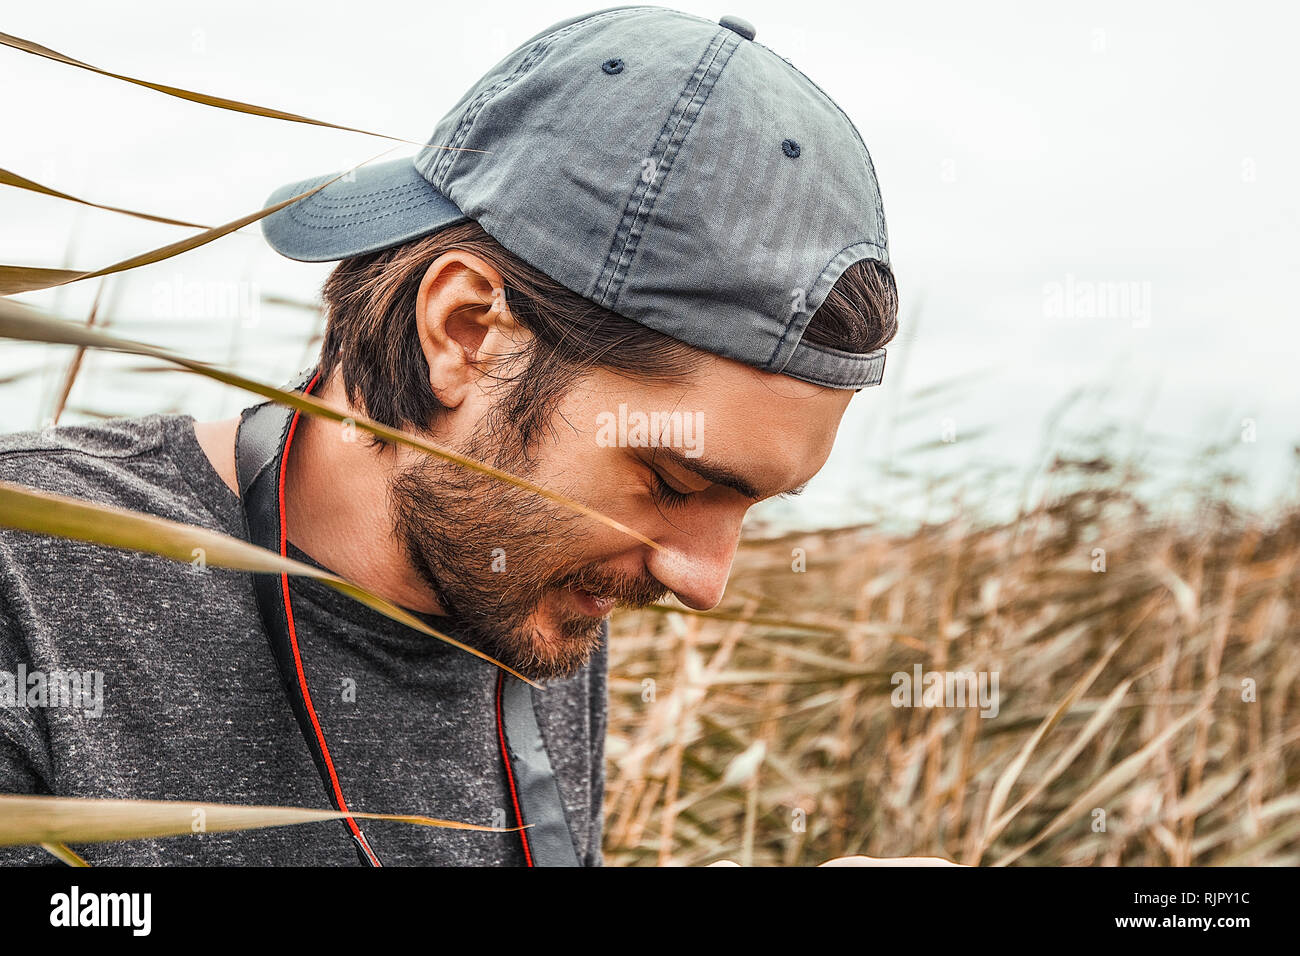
[604, 450, 1300, 866]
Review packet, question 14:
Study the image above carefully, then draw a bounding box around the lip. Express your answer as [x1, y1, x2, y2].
[563, 585, 616, 618]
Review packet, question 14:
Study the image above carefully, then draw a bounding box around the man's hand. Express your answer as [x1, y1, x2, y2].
[816, 854, 964, 866]
[708, 854, 965, 866]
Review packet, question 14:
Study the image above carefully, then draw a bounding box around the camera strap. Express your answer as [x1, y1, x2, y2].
[234, 366, 579, 866]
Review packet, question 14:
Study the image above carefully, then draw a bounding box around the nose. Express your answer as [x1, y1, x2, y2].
[645, 508, 745, 611]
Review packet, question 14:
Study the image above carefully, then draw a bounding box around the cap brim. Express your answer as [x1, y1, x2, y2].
[260, 156, 469, 262]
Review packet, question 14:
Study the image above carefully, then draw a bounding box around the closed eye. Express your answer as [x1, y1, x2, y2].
[649, 469, 694, 510]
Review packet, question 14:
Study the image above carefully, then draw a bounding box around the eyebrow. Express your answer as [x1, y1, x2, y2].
[648, 446, 808, 501]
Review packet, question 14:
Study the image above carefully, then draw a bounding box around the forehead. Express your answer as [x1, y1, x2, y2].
[570, 355, 853, 492]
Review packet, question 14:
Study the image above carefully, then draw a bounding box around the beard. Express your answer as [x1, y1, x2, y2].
[387, 406, 668, 683]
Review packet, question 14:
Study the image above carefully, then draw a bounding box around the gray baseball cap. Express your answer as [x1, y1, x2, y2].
[261, 5, 890, 389]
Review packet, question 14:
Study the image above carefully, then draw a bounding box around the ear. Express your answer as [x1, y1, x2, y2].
[414, 251, 523, 409]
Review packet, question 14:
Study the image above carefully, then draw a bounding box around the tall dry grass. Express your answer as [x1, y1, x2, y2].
[604, 453, 1300, 865]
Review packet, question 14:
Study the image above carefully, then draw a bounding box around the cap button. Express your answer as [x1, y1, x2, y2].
[719, 15, 756, 41]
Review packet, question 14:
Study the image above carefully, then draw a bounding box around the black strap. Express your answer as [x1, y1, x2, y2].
[236, 366, 381, 867]
[235, 366, 582, 866]
[497, 673, 581, 866]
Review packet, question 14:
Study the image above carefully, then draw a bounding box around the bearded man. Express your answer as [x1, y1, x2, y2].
[0, 7, 911, 866]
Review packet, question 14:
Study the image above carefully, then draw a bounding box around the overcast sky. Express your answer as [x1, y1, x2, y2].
[2, 1, 1296, 528]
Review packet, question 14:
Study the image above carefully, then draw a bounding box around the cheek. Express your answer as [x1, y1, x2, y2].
[572, 528, 645, 572]
[525, 434, 644, 511]
[524, 424, 603, 484]
[513, 408, 690, 555]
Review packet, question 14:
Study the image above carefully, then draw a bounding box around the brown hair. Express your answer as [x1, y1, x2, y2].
[318, 220, 898, 451]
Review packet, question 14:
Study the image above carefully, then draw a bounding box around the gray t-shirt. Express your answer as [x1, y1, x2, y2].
[0, 413, 606, 865]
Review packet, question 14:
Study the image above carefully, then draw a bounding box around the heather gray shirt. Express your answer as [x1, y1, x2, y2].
[0, 413, 606, 866]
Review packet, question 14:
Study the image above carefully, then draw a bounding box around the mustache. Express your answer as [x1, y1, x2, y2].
[552, 563, 669, 610]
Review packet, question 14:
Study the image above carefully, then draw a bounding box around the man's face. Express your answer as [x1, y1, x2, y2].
[388, 354, 852, 683]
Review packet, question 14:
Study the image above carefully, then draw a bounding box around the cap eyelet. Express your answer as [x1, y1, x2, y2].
[782, 138, 801, 158]
[601, 57, 624, 74]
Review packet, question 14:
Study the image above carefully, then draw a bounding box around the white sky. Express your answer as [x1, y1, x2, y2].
[2, 0, 1297, 528]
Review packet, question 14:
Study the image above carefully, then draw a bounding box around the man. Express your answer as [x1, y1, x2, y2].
[0, 7, 904, 865]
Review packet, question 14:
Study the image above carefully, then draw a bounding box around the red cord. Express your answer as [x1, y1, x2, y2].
[496, 671, 534, 866]
[278, 372, 380, 866]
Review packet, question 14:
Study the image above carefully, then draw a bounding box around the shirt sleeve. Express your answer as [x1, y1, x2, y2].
[0, 572, 59, 865]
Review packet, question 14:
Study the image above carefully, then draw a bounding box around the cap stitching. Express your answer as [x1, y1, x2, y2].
[290, 180, 426, 215]
[308, 176, 425, 202]
[594, 28, 740, 308]
[289, 179, 427, 216]
[794, 340, 889, 363]
[288, 192, 445, 230]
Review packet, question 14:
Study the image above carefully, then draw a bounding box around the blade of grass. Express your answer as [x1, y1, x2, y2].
[0, 166, 210, 229]
[50, 279, 105, 424]
[990, 702, 1208, 866]
[640, 602, 840, 633]
[0, 299, 662, 551]
[0, 147, 400, 295]
[0, 479, 537, 686]
[982, 672, 1140, 853]
[1211, 815, 1300, 867]
[977, 599, 1160, 855]
[0, 794, 517, 846]
[0, 31, 442, 149]
[976, 633, 1131, 855]
[41, 842, 90, 866]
